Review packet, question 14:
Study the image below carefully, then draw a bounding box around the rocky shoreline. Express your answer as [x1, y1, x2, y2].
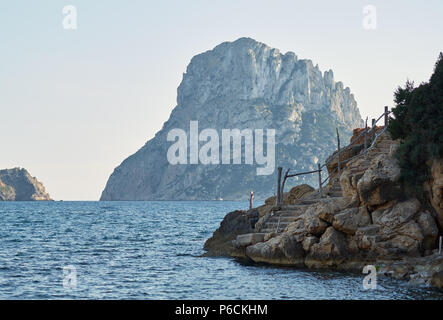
[204, 131, 443, 290]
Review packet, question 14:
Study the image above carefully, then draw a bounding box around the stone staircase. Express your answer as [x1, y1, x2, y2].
[255, 132, 398, 235]
[259, 204, 309, 233]
[326, 179, 343, 197]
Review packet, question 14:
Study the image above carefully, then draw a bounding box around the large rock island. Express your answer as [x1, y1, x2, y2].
[0, 168, 52, 201]
[101, 37, 363, 201]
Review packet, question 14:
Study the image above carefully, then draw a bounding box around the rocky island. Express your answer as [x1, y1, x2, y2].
[0, 168, 52, 201]
[101, 37, 363, 201]
[204, 54, 443, 290]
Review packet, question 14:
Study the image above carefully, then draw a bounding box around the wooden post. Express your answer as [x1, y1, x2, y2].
[439, 236, 442, 255]
[280, 168, 290, 203]
[371, 118, 376, 141]
[318, 163, 323, 198]
[384, 106, 389, 127]
[276, 167, 282, 207]
[336, 128, 341, 177]
[364, 117, 368, 158]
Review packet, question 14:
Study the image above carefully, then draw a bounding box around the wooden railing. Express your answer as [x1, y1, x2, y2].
[275, 106, 392, 207]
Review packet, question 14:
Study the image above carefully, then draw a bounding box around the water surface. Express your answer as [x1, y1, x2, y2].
[0, 201, 441, 299]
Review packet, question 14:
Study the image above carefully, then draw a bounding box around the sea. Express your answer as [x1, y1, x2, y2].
[0, 201, 441, 300]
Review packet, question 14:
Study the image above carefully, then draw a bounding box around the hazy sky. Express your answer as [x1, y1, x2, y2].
[1, 0, 442, 200]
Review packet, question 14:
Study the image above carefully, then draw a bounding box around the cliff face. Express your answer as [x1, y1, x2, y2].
[101, 37, 363, 200]
[0, 168, 52, 201]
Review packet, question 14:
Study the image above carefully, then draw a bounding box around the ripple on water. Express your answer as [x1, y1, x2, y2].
[0, 201, 441, 300]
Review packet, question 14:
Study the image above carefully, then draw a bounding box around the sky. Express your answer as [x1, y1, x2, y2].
[1, 0, 442, 200]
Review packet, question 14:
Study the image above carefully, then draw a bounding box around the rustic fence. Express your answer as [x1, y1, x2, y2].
[275, 106, 392, 207]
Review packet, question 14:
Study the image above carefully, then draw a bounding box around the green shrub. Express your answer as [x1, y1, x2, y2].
[388, 53, 443, 196]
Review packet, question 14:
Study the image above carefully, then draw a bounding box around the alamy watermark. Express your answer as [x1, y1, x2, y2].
[362, 265, 377, 290]
[63, 265, 77, 290]
[167, 121, 275, 175]
[362, 5, 377, 30]
[62, 5, 77, 30]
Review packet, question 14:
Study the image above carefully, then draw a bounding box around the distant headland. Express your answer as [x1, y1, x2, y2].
[0, 168, 52, 201]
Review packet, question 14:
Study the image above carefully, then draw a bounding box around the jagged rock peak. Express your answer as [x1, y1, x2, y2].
[176, 37, 362, 130]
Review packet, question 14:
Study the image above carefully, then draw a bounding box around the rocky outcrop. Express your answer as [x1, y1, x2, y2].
[203, 209, 259, 257]
[204, 131, 443, 289]
[0, 168, 52, 201]
[305, 226, 349, 268]
[357, 154, 402, 210]
[378, 254, 443, 288]
[246, 233, 305, 266]
[332, 207, 371, 235]
[426, 159, 443, 228]
[101, 37, 362, 201]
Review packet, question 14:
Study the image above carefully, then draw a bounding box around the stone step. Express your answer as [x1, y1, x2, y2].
[264, 221, 291, 228]
[233, 233, 266, 247]
[298, 199, 319, 205]
[281, 204, 311, 210]
[273, 213, 302, 219]
[261, 224, 289, 232]
[275, 208, 305, 214]
[328, 192, 343, 197]
[260, 228, 280, 233]
[266, 216, 298, 223]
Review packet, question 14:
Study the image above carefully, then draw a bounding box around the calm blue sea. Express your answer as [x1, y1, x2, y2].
[0, 201, 441, 300]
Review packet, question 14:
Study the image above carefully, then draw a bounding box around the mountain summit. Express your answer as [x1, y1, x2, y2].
[101, 38, 363, 200]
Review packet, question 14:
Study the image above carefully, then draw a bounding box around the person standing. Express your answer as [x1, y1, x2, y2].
[249, 190, 254, 210]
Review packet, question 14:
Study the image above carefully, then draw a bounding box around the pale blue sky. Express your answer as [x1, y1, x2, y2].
[1, 0, 442, 200]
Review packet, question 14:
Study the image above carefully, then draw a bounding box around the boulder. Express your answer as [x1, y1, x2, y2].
[372, 198, 420, 228]
[233, 233, 266, 248]
[305, 227, 348, 268]
[303, 206, 328, 236]
[203, 209, 259, 257]
[285, 217, 309, 242]
[417, 211, 439, 250]
[302, 236, 319, 252]
[426, 158, 443, 229]
[374, 220, 424, 257]
[246, 234, 304, 266]
[431, 271, 443, 289]
[354, 225, 380, 251]
[332, 207, 371, 235]
[283, 184, 315, 205]
[357, 154, 402, 209]
[370, 199, 424, 257]
[316, 197, 350, 224]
